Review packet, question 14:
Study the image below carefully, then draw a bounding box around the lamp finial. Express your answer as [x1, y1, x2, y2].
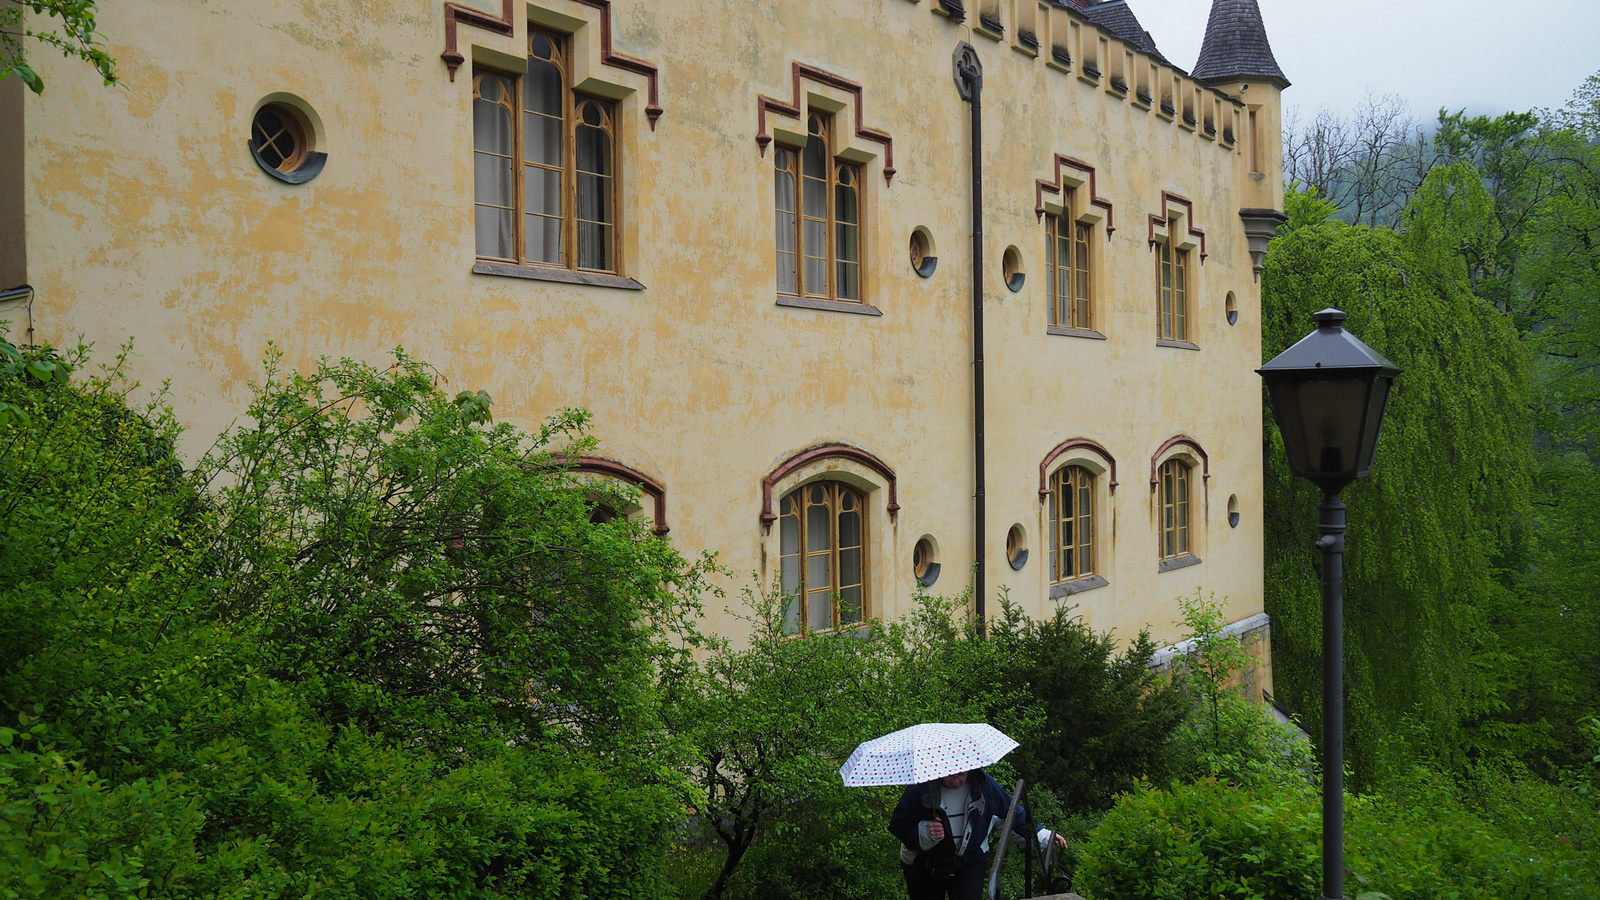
[1312, 308, 1347, 329]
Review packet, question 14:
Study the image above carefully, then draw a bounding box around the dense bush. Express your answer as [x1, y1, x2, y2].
[671, 589, 1196, 899]
[1075, 778, 1320, 900]
[0, 340, 708, 898]
[665, 584, 911, 900]
[983, 599, 1192, 812]
[1165, 593, 1317, 794]
[9, 336, 1586, 900]
[1076, 772, 1600, 900]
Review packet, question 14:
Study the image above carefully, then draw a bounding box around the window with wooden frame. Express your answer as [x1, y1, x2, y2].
[1047, 203, 1093, 330]
[778, 481, 868, 632]
[1159, 458, 1192, 560]
[1049, 465, 1096, 582]
[775, 114, 863, 301]
[1155, 238, 1189, 342]
[472, 30, 619, 272]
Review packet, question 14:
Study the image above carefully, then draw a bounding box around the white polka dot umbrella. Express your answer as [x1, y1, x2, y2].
[838, 723, 1020, 787]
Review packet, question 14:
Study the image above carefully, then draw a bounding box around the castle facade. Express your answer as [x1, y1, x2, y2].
[1, 0, 1289, 679]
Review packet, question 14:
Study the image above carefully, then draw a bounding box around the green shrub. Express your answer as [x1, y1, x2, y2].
[670, 589, 1194, 899]
[720, 780, 905, 900]
[1166, 592, 1317, 793]
[1346, 761, 1598, 900]
[0, 340, 705, 898]
[979, 598, 1193, 812]
[1076, 772, 1600, 900]
[668, 583, 915, 900]
[0, 733, 204, 900]
[1075, 778, 1319, 900]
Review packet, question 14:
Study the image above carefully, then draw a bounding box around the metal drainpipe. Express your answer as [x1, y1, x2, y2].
[954, 44, 986, 638]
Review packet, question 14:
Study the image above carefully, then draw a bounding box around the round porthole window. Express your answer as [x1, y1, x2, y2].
[1006, 524, 1028, 570]
[1003, 246, 1025, 292]
[913, 536, 941, 587]
[910, 228, 938, 278]
[249, 97, 327, 184]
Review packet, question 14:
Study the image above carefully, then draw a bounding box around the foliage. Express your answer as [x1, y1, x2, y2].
[982, 598, 1191, 813]
[0, 341, 708, 898]
[1261, 184, 1534, 787]
[1451, 78, 1600, 773]
[717, 778, 904, 900]
[0, 1, 117, 94]
[665, 582, 909, 900]
[194, 348, 709, 768]
[669, 587, 1199, 900]
[1167, 592, 1316, 793]
[1069, 594, 1595, 900]
[1270, 71, 1600, 793]
[1074, 778, 1320, 900]
[1076, 772, 1600, 900]
[0, 336, 71, 426]
[1346, 761, 1597, 900]
[1173, 593, 1252, 748]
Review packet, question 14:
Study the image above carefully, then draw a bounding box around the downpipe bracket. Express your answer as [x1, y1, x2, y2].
[953, 42, 982, 98]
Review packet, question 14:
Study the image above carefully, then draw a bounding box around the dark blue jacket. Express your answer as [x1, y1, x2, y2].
[887, 769, 1040, 869]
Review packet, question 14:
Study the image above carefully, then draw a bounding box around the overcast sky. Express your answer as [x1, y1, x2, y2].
[1134, 0, 1600, 123]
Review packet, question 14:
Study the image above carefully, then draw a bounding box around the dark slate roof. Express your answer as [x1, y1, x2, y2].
[1190, 0, 1289, 88]
[1078, 0, 1173, 67]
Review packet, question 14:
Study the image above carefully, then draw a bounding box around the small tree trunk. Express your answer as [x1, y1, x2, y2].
[703, 841, 748, 900]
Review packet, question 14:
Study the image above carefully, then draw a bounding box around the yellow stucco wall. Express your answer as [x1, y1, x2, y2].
[16, 0, 1285, 656]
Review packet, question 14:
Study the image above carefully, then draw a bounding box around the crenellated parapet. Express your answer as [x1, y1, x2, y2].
[903, 0, 1251, 161]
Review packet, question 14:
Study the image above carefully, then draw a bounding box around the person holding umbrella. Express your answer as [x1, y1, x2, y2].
[839, 723, 1067, 900]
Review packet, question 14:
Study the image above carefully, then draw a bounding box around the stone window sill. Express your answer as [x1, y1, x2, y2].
[473, 260, 646, 290]
[1157, 338, 1200, 351]
[776, 295, 884, 316]
[1050, 574, 1109, 598]
[1048, 326, 1107, 340]
[1158, 554, 1202, 573]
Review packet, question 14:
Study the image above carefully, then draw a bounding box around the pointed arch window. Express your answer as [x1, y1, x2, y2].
[1049, 465, 1096, 582]
[777, 481, 868, 632]
[472, 29, 619, 273]
[1159, 458, 1192, 560]
[775, 114, 863, 301]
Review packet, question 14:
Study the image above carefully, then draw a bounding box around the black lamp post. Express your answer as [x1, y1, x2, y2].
[1257, 308, 1400, 900]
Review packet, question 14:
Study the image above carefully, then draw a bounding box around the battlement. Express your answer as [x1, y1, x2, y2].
[914, 0, 1252, 154]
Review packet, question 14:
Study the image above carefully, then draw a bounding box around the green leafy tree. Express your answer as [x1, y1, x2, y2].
[1418, 75, 1600, 770]
[666, 583, 911, 900]
[1262, 179, 1534, 787]
[1166, 592, 1315, 792]
[194, 349, 710, 769]
[1075, 772, 1598, 900]
[0, 341, 709, 898]
[1, 1, 117, 94]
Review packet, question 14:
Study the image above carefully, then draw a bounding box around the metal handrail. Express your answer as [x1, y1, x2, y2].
[986, 778, 1025, 900]
[988, 777, 1071, 900]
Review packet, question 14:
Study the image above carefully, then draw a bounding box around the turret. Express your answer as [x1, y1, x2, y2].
[1192, 0, 1288, 277]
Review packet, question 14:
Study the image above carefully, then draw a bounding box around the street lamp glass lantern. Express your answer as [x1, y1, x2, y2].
[1257, 309, 1401, 491]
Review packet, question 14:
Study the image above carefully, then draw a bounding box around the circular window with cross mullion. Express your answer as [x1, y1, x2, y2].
[249, 97, 327, 184]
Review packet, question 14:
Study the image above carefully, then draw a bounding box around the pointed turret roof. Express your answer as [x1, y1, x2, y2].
[1191, 0, 1289, 89]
